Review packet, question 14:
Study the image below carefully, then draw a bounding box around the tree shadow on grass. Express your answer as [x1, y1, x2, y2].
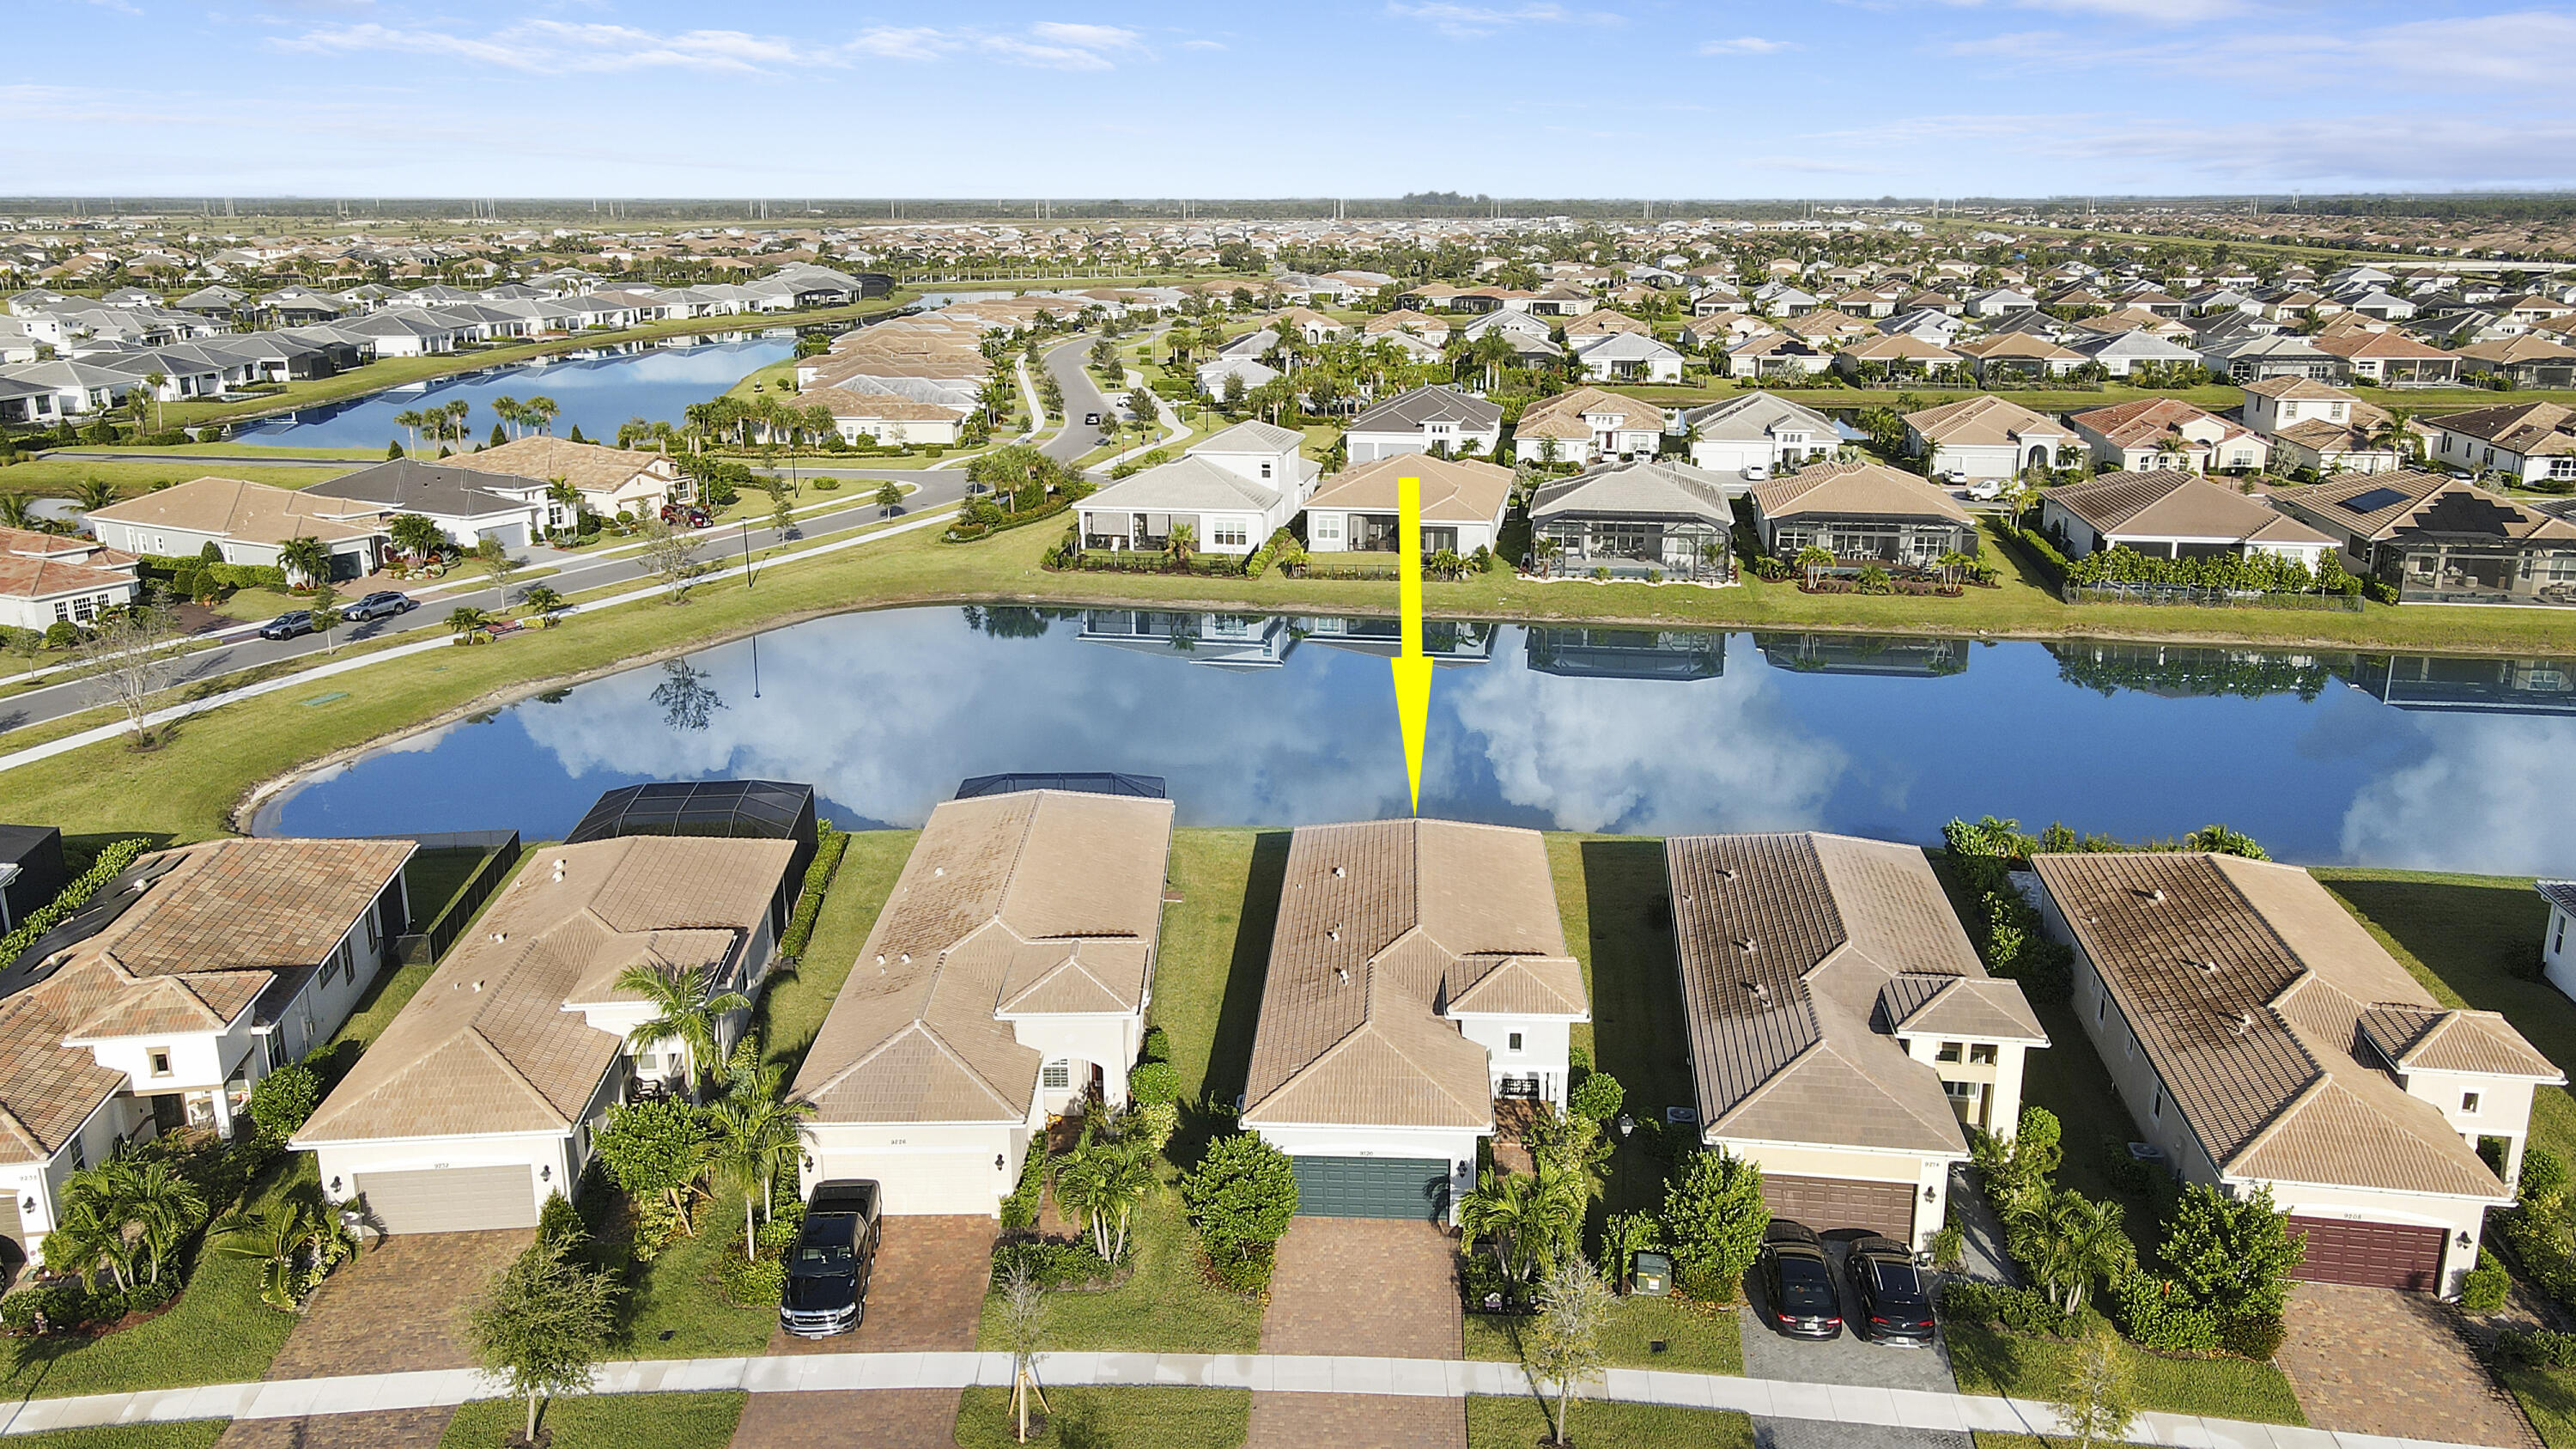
[1173, 831, 1288, 1173]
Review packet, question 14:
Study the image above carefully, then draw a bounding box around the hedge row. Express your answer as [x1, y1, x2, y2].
[776, 824, 848, 960]
[944, 496, 1075, 544]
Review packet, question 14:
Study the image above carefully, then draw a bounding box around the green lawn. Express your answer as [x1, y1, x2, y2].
[1944, 1318, 2306, 1424]
[1555, 834, 1698, 1215]
[1151, 830, 1279, 1122]
[975, 1184, 1262, 1354]
[752, 830, 916, 1081]
[0, 457, 354, 502]
[437, 1391, 745, 1449]
[0, 1427, 228, 1449]
[2315, 869, 2576, 1162]
[610, 1209, 775, 1359]
[401, 844, 495, 923]
[953, 1385, 1250, 1449]
[1464, 1295, 1742, 1375]
[1465, 1395, 1756, 1448]
[2506, 1367, 2576, 1449]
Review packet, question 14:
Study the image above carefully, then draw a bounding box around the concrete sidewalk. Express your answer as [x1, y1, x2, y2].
[0, 1349, 2518, 1449]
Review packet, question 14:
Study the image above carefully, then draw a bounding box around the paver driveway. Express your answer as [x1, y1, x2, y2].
[1741, 1239, 1967, 1449]
[217, 1229, 532, 1449]
[1250, 1218, 1464, 1449]
[2276, 1281, 2538, 1448]
[730, 1216, 994, 1448]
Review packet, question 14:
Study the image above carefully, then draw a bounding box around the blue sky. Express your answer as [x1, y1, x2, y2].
[11, 0, 2575, 198]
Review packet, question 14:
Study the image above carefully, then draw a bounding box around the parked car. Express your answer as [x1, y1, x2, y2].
[346, 590, 416, 622]
[1084, 411, 1101, 427]
[1741, 463, 1771, 482]
[660, 502, 714, 529]
[257, 611, 315, 641]
[780, 1179, 880, 1338]
[1758, 1221, 1844, 1340]
[1963, 478, 2006, 502]
[1847, 1235, 1935, 1345]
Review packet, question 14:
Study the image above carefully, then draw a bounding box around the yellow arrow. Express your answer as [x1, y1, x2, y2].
[1390, 472, 1432, 815]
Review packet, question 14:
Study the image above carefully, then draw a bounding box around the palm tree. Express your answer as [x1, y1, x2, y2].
[387, 512, 445, 563]
[75, 476, 118, 514]
[126, 1157, 207, 1285]
[526, 396, 560, 435]
[142, 371, 167, 432]
[0, 493, 37, 531]
[216, 1199, 349, 1310]
[392, 409, 424, 454]
[519, 585, 564, 625]
[492, 396, 525, 439]
[445, 606, 490, 639]
[1163, 521, 1196, 569]
[707, 1080, 812, 1258]
[42, 1191, 134, 1294]
[1459, 1167, 1537, 1282]
[616, 959, 751, 1098]
[276, 534, 331, 588]
[2028, 1190, 2132, 1316]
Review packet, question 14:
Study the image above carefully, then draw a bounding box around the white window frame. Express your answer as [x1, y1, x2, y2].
[1042, 1059, 1072, 1091]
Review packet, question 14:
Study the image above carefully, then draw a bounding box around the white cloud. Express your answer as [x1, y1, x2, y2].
[274, 16, 1157, 75]
[1699, 35, 1794, 54]
[2340, 715, 2576, 878]
[2054, 113, 2576, 189]
[1388, 2, 1606, 39]
[1180, 38, 1227, 50]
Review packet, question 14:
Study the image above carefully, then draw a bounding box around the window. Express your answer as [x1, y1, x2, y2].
[1210, 522, 1249, 548]
[1935, 1041, 1964, 1063]
[2152, 1087, 2165, 1120]
[2464, 1091, 2482, 1114]
[1042, 1060, 1072, 1091]
[2096, 993, 2107, 1024]
[1507, 1032, 1523, 1052]
[2558, 915, 2567, 954]
[636, 1050, 659, 1073]
[1259, 460, 1273, 479]
[1969, 1044, 1998, 1065]
[2555, 457, 2576, 480]
[1314, 514, 1342, 543]
[149, 1049, 173, 1078]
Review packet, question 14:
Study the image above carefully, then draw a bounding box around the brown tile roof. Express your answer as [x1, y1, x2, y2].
[99, 838, 413, 979]
[2241, 376, 2358, 402]
[1666, 833, 2037, 1156]
[1563, 309, 1654, 339]
[2424, 402, 2576, 457]
[1305, 455, 1513, 526]
[297, 837, 791, 1144]
[2312, 329, 2456, 362]
[1842, 334, 1961, 363]
[1514, 387, 1668, 441]
[86, 476, 381, 545]
[1752, 460, 1973, 526]
[1242, 819, 1587, 1131]
[801, 387, 968, 423]
[464, 437, 675, 490]
[2458, 335, 2576, 366]
[793, 791, 1174, 1127]
[0, 556, 137, 604]
[2032, 852, 2549, 1200]
[1903, 394, 2066, 447]
[0, 527, 135, 569]
[2043, 470, 2330, 545]
[2068, 398, 2242, 450]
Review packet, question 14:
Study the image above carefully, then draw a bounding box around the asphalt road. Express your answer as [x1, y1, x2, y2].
[0, 466, 971, 740]
[1040, 334, 1120, 466]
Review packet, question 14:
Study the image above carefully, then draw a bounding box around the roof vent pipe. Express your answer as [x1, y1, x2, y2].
[1334, 966, 1349, 983]
[552, 859, 565, 882]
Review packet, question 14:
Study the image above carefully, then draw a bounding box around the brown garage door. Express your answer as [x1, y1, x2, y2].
[1761, 1174, 1917, 1239]
[2287, 1216, 2446, 1292]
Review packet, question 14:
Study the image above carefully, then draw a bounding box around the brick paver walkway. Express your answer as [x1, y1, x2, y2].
[732, 1217, 993, 1447]
[2278, 1281, 2538, 1448]
[1251, 1218, 1464, 1449]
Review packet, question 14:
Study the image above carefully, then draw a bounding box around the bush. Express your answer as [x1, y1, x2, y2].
[2011, 527, 2074, 588]
[1662, 1148, 1766, 1304]
[778, 824, 848, 959]
[1139, 1025, 1170, 1064]
[1127, 1061, 1182, 1107]
[124, 1280, 174, 1314]
[0, 837, 149, 970]
[2504, 1329, 2576, 1369]
[989, 1237, 1113, 1289]
[2221, 1312, 2286, 1361]
[718, 1252, 785, 1307]
[1181, 1133, 1297, 1287]
[1930, 1221, 1965, 1271]
[2526, 1148, 2570, 1215]
[1569, 1070, 1624, 1123]
[246, 1060, 321, 1145]
[1206, 1240, 1275, 1294]
[1941, 1280, 2075, 1337]
[2111, 1271, 2219, 1352]
[999, 1146, 1048, 1233]
[2462, 1248, 2512, 1313]
[537, 1190, 586, 1249]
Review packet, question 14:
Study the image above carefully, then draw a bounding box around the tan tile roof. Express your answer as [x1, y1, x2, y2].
[0, 527, 135, 569]
[297, 837, 791, 1144]
[465, 437, 675, 490]
[793, 791, 1173, 1127]
[1954, 333, 2086, 362]
[1842, 334, 1961, 363]
[2043, 470, 2330, 545]
[2068, 398, 2243, 450]
[2032, 852, 2548, 1200]
[2424, 402, 2576, 457]
[1902, 394, 2065, 447]
[1752, 460, 1974, 525]
[2241, 376, 2358, 402]
[2277, 469, 2576, 543]
[0, 555, 137, 604]
[1515, 387, 1668, 441]
[87, 475, 381, 545]
[1666, 833, 2035, 1156]
[1563, 309, 1653, 340]
[801, 386, 968, 423]
[104, 838, 415, 979]
[2358, 1005, 2563, 1079]
[2458, 334, 2576, 366]
[1304, 455, 1513, 526]
[1242, 819, 1587, 1131]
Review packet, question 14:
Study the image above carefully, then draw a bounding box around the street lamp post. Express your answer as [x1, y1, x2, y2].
[741, 521, 752, 588]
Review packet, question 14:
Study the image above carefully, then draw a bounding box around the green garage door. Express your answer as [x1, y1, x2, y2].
[1292, 1155, 1449, 1220]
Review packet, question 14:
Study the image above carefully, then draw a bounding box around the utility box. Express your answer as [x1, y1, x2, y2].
[1630, 1251, 1672, 1297]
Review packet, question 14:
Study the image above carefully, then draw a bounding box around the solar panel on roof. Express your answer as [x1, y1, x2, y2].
[2336, 486, 2409, 514]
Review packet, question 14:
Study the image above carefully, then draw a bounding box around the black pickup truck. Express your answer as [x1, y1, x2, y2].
[779, 1179, 880, 1338]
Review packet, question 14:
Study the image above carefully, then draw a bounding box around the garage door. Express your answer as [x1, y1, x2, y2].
[1292, 1156, 1449, 1221]
[355, 1165, 536, 1234]
[821, 1152, 999, 1215]
[2288, 1216, 2446, 1292]
[1760, 1174, 1917, 1240]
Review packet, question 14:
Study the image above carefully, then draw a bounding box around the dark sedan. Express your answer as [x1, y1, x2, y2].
[346, 590, 416, 621]
[1759, 1221, 1844, 1340]
[1849, 1235, 1936, 1345]
[257, 611, 315, 641]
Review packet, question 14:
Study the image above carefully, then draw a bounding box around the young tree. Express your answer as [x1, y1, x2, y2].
[766, 482, 795, 539]
[638, 518, 706, 602]
[1178, 1132, 1297, 1273]
[2050, 1323, 2137, 1448]
[2029, 1188, 2134, 1316]
[875, 481, 902, 516]
[74, 598, 188, 746]
[2158, 1183, 2304, 1331]
[1527, 1257, 1613, 1448]
[307, 581, 341, 654]
[519, 584, 565, 626]
[466, 1237, 620, 1446]
[594, 1097, 713, 1239]
[998, 1261, 1051, 1444]
[474, 536, 519, 610]
[1661, 1148, 1766, 1303]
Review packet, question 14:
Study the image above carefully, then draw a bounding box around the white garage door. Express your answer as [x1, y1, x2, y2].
[821, 1152, 999, 1215]
[356, 1165, 537, 1234]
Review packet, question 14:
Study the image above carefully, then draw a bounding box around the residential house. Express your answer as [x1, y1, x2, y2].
[1303, 454, 1512, 558]
[2272, 470, 2576, 606]
[2457, 335, 2576, 389]
[1570, 331, 1686, 385]
[300, 460, 551, 551]
[0, 838, 412, 1258]
[1345, 385, 1504, 464]
[1196, 356, 1281, 399]
[1241, 819, 1589, 1221]
[298, 836, 795, 1232]
[2241, 378, 2404, 476]
[87, 476, 386, 581]
[1267, 307, 1348, 346]
[2067, 329, 2204, 379]
[1953, 333, 2087, 384]
[793, 789, 1173, 1215]
[1680, 392, 1838, 475]
[1563, 310, 1653, 344]
[2066, 398, 2267, 474]
[1832, 333, 1965, 382]
[2032, 851, 2563, 1292]
[1749, 460, 1980, 564]
[1964, 288, 2039, 318]
[2039, 470, 2336, 567]
[1902, 396, 2072, 483]
[1724, 332, 1832, 380]
[1527, 460, 1744, 581]
[464, 436, 691, 521]
[2311, 328, 2460, 386]
[2201, 332, 2343, 383]
[1667, 832, 2045, 1250]
[1075, 421, 1316, 557]
[799, 387, 971, 448]
[2421, 402, 2576, 486]
[1361, 309, 1451, 347]
[2539, 882, 2576, 1005]
[1512, 387, 1669, 467]
[0, 527, 140, 631]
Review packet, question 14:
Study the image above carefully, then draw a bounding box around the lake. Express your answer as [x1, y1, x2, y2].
[234, 335, 796, 448]
[251, 606, 2576, 877]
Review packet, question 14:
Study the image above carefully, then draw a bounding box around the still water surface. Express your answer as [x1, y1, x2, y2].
[235, 337, 795, 448]
[254, 606, 2576, 876]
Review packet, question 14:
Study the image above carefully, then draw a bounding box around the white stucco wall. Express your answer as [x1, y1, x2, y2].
[1453, 1014, 1574, 1108]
